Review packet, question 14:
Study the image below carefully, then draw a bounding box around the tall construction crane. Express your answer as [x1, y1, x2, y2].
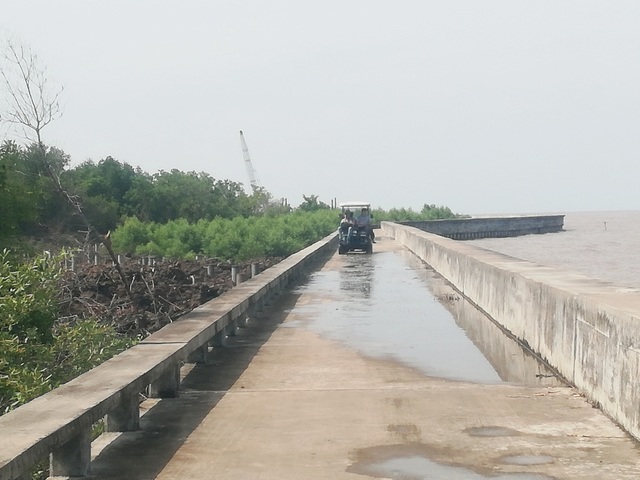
[239, 130, 261, 192]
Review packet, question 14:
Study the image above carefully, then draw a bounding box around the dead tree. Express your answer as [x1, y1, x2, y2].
[0, 38, 131, 296]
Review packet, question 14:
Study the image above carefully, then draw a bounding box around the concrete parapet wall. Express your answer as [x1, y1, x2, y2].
[382, 221, 640, 441]
[402, 214, 564, 240]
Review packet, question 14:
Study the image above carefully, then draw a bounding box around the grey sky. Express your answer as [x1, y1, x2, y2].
[2, 1, 639, 215]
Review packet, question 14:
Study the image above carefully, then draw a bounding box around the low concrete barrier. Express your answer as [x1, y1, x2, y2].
[382, 221, 640, 441]
[402, 214, 564, 240]
[0, 232, 337, 480]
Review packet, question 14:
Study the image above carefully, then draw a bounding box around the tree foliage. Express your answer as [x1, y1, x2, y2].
[0, 141, 68, 246]
[111, 209, 339, 261]
[0, 250, 133, 414]
[298, 194, 330, 212]
[0, 142, 279, 241]
[373, 203, 464, 222]
[0, 141, 41, 241]
[59, 162, 262, 232]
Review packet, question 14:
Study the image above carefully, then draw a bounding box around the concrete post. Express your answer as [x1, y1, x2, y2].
[246, 303, 259, 325]
[211, 330, 227, 347]
[231, 265, 238, 285]
[251, 263, 260, 277]
[148, 364, 181, 398]
[241, 312, 250, 328]
[50, 427, 92, 477]
[105, 392, 140, 432]
[228, 320, 239, 337]
[187, 344, 210, 364]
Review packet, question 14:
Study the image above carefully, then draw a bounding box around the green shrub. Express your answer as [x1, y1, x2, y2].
[374, 204, 464, 222]
[112, 210, 339, 262]
[0, 250, 134, 414]
[111, 206, 465, 262]
[110, 216, 153, 253]
[47, 320, 133, 385]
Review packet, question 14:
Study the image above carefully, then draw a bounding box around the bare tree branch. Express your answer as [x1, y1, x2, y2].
[0, 38, 131, 297]
[0, 39, 63, 144]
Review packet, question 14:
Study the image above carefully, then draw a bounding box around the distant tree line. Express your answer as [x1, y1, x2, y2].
[374, 204, 465, 222]
[0, 140, 463, 256]
[0, 140, 286, 251]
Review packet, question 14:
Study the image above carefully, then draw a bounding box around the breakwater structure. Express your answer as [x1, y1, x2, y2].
[382, 220, 640, 443]
[400, 214, 565, 240]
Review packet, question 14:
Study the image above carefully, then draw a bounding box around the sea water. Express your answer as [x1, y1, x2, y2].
[469, 210, 640, 289]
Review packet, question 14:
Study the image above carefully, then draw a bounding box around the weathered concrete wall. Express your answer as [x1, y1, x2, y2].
[402, 215, 564, 240]
[382, 221, 640, 441]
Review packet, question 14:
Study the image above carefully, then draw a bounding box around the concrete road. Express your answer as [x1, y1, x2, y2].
[87, 235, 640, 480]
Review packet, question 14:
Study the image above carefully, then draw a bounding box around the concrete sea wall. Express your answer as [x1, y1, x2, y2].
[402, 215, 564, 240]
[382, 222, 640, 441]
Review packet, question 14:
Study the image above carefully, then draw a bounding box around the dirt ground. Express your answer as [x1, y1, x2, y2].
[56, 256, 283, 338]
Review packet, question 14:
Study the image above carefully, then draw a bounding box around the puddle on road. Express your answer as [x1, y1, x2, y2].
[501, 455, 555, 466]
[465, 426, 521, 437]
[292, 249, 563, 386]
[354, 455, 554, 480]
[347, 445, 555, 480]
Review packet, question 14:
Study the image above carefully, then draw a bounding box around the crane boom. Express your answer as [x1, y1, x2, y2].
[239, 130, 260, 191]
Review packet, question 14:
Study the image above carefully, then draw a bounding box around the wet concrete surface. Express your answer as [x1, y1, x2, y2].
[349, 449, 554, 479]
[85, 235, 640, 480]
[292, 245, 561, 387]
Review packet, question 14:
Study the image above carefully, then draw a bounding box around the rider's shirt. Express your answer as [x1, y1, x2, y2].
[355, 214, 371, 226]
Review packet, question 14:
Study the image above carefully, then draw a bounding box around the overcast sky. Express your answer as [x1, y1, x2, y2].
[1, 1, 639, 215]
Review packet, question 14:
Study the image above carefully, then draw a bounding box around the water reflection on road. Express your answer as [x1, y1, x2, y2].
[293, 247, 562, 387]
